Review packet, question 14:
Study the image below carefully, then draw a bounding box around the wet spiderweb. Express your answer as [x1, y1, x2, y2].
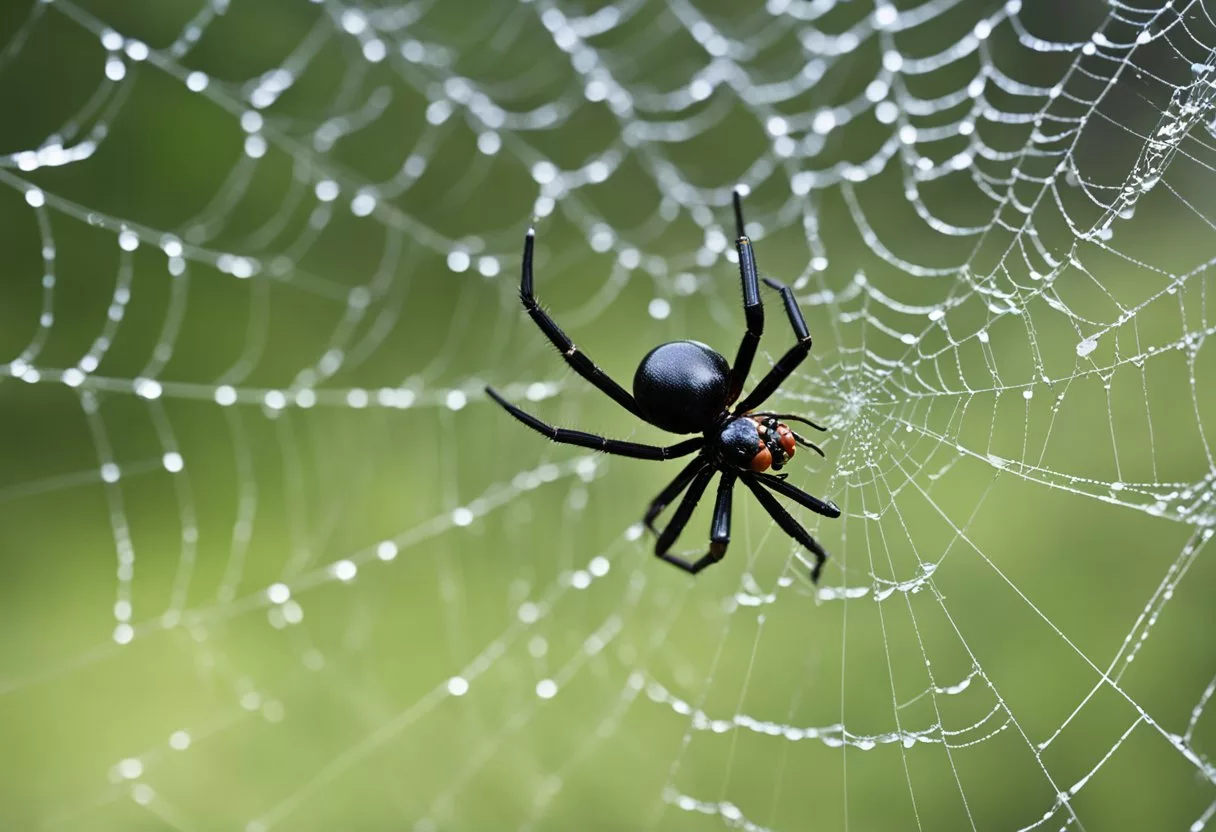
[1, 0, 1215, 829]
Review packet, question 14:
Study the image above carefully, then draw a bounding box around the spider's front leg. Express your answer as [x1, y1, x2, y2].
[741, 474, 831, 583]
[751, 471, 840, 518]
[652, 469, 737, 575]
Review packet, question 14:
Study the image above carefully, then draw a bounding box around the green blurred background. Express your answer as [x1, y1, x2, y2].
[1, 0, 1214, 829]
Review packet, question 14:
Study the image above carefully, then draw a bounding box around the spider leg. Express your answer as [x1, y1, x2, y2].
[517, 228, 646, 420]
[726, 189, 765, 404]
[643, 456, 709, 534]
[734, 276, 812, 414]
[486, 387, 702, 460]
[752, 412, 828, 432]
[750, 471, 840, 518]
[654, 469, 736, 574]
[741, 474, 830, 583]
[788, 430, 826, 457]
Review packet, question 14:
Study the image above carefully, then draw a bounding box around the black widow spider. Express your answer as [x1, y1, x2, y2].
[485, 190, 840, 582]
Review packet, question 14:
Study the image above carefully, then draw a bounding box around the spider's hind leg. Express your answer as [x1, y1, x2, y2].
[761, 277, 811, 343]
[734, 278, 814, 414]
[726, 189, 765, 404]
[516, 228, 646, 420]
[485, 387, 702, 460]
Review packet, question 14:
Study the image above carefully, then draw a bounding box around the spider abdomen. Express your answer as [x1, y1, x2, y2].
[633, 340, 730, 434]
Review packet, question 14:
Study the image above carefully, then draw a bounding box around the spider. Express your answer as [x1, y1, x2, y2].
[485, 190, 840, 582]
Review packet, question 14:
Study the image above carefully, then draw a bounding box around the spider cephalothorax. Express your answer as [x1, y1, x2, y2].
[486, 190, 840, 582]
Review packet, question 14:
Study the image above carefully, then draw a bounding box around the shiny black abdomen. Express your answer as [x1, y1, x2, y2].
[632, 340, 730, 434]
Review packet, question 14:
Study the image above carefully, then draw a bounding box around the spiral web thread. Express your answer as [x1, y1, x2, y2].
[1, 0, 1215, 829]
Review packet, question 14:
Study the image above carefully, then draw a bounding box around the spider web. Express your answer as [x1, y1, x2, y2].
[1, 0, 1214, 829]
